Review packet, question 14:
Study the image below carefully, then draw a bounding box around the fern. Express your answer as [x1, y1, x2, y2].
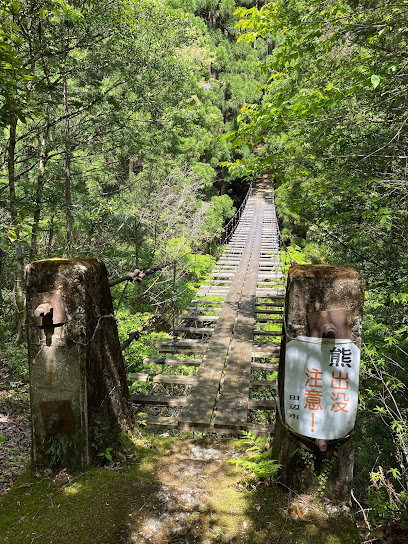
[230, 431, 281, 484]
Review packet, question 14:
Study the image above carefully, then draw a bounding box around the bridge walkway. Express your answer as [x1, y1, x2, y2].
[130, 179, 285, 435]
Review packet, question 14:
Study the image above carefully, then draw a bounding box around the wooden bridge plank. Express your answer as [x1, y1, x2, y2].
[129, 372, 197, 385]
[180, 315, 219, 322]
[144, 416, 179, 429]
[191, 300, 225, 305]
[130, 394, 187, 406]
[178, 195, 260, 430]
[185, 307, 222, 312]
[174, 327, 215, 335]
[214, 192, 265, 429]
[255, 297, 285, 303]
[248, 399, 276, 410]
[250, 379, 277, 388]
[251, 361, 278, 371]
[255, 318, 283, 324]
[254, 330, 282, 337]
[156, 347, 206, 355]
[142, 357, 202, 367]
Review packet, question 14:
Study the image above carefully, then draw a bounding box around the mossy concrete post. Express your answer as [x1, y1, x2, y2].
[26, 258, 130, 468]
[272, 265, 364, 502]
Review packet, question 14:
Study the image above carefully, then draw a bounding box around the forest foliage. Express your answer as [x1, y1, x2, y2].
[0, 0, 270, 340]
[227, 0, 408, 529]
[1, 0, 407, 535]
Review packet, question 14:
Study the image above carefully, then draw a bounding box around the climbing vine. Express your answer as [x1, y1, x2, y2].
[298, 446, 339, 498]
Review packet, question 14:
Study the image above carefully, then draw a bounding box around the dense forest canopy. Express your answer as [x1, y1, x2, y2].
[0, 0, 271, 340]
[0, 0, 407, 535]
[227, 0, 408, 527]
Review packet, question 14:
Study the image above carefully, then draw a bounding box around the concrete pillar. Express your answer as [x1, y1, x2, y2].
[26, 258, 130, 468]
[272, 265, 364, 502]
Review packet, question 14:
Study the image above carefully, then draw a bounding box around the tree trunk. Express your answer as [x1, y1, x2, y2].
[134, 218, 141, 311]
[30, 122, 49, 261]
[219, 179, 228, 195]
[8, 116, 26, 344]
[0, 248, 3, 310]
[46, 215, 54, 257]
[64, 74, 73, 256]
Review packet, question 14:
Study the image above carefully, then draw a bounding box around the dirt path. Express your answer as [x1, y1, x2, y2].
[0, 435, 361, 544]
[121, 441, 239, 543]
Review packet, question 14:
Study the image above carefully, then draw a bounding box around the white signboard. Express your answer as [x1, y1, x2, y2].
[284, 337, 360, 440]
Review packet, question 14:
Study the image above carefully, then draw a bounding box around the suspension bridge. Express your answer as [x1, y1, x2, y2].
[129, 178, 285, 434]
[25, 177, 364, 501]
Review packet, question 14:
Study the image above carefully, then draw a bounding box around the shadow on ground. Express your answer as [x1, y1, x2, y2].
[0, 435, 360, 544]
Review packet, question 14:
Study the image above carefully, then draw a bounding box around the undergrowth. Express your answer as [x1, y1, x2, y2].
[229, 430, 281, 487]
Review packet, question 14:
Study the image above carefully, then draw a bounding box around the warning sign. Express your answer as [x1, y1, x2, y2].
[284, 337, 360, 440]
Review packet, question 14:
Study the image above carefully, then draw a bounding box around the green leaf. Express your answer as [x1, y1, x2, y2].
[371, 74, 380, 89]
[0, 238, 10, 251]
[8, 230, 17, 242]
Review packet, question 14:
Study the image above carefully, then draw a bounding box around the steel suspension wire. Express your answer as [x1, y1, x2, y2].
[119, 268, 194, 353]
[109, 261, 174, 288]
[108, 247, 194, 290]
[119, 294, 177, 352]
[220, 181, 253, 245]
[118, 182, 255, 351]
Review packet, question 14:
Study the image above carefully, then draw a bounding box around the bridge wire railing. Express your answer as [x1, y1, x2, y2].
[219, 181, 253, 246]
[126, 181, 285, 422]
[116, 182, 256, 354]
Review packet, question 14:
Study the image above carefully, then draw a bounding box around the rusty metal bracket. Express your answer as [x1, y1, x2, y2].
[298, 436, 337, 458]
[39, 400, 75, 434]
[32, 290, 67, 328]
[307, 308, 350, 339]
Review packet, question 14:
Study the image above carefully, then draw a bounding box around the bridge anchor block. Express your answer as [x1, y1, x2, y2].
[272, 264, 364, 502]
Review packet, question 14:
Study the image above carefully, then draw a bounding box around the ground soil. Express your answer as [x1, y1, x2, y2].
[1, 350, 406, 543]
[0, 435, 363, 544]
[0, 358, 31, 497]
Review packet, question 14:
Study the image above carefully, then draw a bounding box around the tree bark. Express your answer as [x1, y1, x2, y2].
[46, 215, 54, 257]
[8, 116, 26, 344]
[64, 73, 73, 257]
[30, 119, 49, 261]
[0, 248, 4, 310]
